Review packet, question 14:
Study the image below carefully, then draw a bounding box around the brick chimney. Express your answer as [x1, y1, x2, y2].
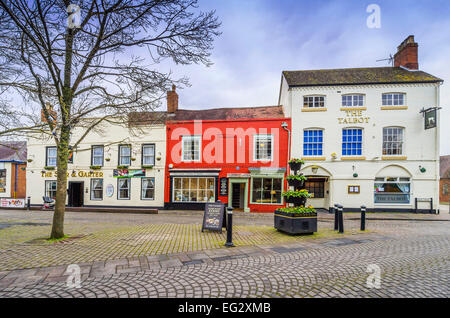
[394, 35, 418, 70]
[167, 84, 178, 113]
[41, 103, 57, 123]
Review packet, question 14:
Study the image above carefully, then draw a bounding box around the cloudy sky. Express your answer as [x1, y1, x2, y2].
[160, 0, 450, 154]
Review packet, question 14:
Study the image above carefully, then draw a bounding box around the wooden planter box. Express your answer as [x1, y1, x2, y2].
[274, 210, 317, 235]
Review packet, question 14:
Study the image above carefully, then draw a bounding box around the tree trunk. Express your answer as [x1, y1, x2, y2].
[50, 126, 70, 239]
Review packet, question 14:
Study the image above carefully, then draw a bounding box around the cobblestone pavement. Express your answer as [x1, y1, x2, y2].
[0, 234, 448, 298]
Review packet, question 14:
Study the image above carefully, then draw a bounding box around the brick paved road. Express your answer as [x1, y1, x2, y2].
[0, 234, 448, 298]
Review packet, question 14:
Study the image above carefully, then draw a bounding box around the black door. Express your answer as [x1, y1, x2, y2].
[68, 182, 84, 207]
[231, 183, 242, 209]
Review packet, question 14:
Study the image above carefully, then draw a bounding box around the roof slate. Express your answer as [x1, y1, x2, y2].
[282, 67, 443, 87]
[0, 141, 27, 162]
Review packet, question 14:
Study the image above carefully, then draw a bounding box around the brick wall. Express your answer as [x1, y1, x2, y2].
[440, 178, 450, 203]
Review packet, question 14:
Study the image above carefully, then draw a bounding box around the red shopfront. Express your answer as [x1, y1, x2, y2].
[164, 115, 291, 212]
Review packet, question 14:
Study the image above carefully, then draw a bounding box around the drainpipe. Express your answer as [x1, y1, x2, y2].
[435, 83, 441, 213]
[281, 122, 291, 172]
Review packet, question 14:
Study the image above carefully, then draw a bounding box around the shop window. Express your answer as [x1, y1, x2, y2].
[342, 94, 364, 107]
[172, 177, 215, 202]
[118, 178, 130, 200]
[45, 180, 57, 199]
[91, 146, 104, 166]
[251, 177, 282, 204]
[374, 177, 410, 203]
[254, 134, 273, 161]
[141, 178, 155, 200]
[382, 93, 406, 106]
[91, 178, 103, 200]
[119, 145, 131, 166]
[142, 144, 155, 166]
[182, 136, 201, 162]
[303, 130, 323, 156]
[303, 96, 325, 108]
[305, 179, 325, 198]
[383, 127, 404, 155]
[342, 128, 362, 156]
[46, 146, 57, 166]
[0, 169, 6, 193]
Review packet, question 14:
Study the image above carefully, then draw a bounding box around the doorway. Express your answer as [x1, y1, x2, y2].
[231, 183, 245, 210]
[68, 181, 84, 207]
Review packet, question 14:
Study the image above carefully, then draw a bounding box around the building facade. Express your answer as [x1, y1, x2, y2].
[0, 142, 27, 206]
[26, 120, 166, 209]
[279, 36, 443, 213]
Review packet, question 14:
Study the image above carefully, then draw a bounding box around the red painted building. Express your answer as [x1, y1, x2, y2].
[164, 86, 290, 212]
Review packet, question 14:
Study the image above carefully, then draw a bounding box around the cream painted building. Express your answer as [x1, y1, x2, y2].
[279, 36, 443, 213]
[26, 119, 166, 209]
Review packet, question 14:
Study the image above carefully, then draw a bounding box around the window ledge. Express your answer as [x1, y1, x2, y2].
[382, 156, 407, 160]
[340, 107, 367, 111]
[341, 156, 366, 160]
[301, 108, 327, 112]
[381, 106, 408, 110]
[301, 156, 326, 161]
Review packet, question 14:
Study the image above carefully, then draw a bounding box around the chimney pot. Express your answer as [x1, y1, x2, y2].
[394, 35, 419, 70]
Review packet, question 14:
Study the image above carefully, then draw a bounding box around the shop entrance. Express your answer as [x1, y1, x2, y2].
[231, 183, 245, 211]
[68, 181, 84, 207]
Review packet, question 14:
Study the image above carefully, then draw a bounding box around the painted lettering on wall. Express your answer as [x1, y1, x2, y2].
[338, 110, 370, 124]
[41, 170, 104, 178]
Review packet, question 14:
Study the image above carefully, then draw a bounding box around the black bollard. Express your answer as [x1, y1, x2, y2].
[338, 204, 344, 233]
[27, 196, 31, 211]
[334, 204, 339, 231]
[225, 207, 235, 247]
[360, 205, 366, 231]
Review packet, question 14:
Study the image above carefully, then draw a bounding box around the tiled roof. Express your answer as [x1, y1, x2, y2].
[128, 106, 284, 125]
[282, 67, 443, 87]
[0, 141, 27, 162]
[440, 155, 450, 178]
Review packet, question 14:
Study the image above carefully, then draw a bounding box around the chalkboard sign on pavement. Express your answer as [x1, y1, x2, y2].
[201, 202, 225, 233]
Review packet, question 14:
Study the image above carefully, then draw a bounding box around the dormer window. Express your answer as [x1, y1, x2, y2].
[303, 96, 325, 108]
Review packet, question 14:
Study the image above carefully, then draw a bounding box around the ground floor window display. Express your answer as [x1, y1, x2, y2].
[251, 177, 282, 204]
[374, 177, 410, 204]
[0, 169, 6, 193]
[173, 177, 215, 202]
[141, 177, 155, 200]
[91, 178, 103, 200]
[45, 180, 57, 198]
[118, 178, 130, 200]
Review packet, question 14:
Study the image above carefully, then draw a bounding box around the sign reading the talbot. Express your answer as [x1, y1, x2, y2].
[338, 110, 370, 124]
[41, 170, 104, 178]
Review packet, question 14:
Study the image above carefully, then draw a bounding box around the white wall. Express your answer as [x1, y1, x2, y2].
[0, 162, 11, 198]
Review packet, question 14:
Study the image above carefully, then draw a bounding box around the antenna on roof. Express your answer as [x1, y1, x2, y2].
[376, 53, 394, 66]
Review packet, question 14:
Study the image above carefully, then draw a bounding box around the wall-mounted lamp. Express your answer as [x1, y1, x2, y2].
[311, 166, 319, 174]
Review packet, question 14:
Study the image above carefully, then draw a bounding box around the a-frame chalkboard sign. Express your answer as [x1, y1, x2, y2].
[201, 202, 225, 233]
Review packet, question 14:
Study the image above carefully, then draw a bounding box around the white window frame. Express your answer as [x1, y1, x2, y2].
[46, 146, 57, 167]
[45, 180, 57, 198]
[181, 136, 201, 162]
[253, 134, 274, 162]
[303, 95, 326, 108]
[382, 127, 404, 156]
[374, 177, 411, 204]
[119, 145, 131, 166]
[141, 177, 155, 200]
[117, 178, 131, 200]
[342, 94, 365, 107]
[250, 177, 283, 205]
[382, 93, 406, 106]
[142, 144, 155, 166]
[91, 145, 104, 166]
[90, 178, 103, 201]
[172, 177, 216, 203]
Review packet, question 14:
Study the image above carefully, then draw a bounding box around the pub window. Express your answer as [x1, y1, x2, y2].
[141, 177, 155, 200]
[305, 179, 325, 198]
[253, 134, 273, 161]
[173, 177, 215, 202]
[342, 94, 364, 107]
[342, 128, 362, 156]
[142, 144, 155, 166]
[45, 180, 57, 199]
[251, 177, 282, 204]
[46, 146, 57, 167]
[118, 178, 130, 200]
[119, 145, 131, 166]
[383, 127, 404, 155]
[303, 129, 323, 156]
[0, 169, 6, 193]
[303, 95, 325, 108]
[374, 177, 410, 204]
[182, 136, 201, 162]
[91, 146, 104, 166]
[382, 93, 406, 106]
[90, 178, 103, 200]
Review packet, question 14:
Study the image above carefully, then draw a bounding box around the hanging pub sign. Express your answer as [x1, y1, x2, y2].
[201, 202, 225, 233]
[113, 169, 145, 178]
[219, 177, 228, 196]
[424, 108, 437, 130]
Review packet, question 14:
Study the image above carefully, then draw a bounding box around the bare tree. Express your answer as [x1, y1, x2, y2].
[0, 0, 221, 238]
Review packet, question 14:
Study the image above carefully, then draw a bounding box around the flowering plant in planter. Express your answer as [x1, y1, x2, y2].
[276, 205, 316, 216]
[287, 174, 307, 187]
[288, 158, 305, 171]
[282, 189, 311, 199]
